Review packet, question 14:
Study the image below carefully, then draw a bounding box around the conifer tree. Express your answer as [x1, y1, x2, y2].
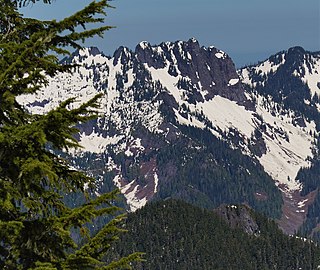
[0, 0, 142, 269]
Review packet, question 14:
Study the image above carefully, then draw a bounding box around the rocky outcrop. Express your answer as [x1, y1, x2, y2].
[136, 38, 247, 105]
[214, 204, 259, 235]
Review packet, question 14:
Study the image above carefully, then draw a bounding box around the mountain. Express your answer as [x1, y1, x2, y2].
[239, 47, 320, 237]
[17, 39, 320, 236]
[108, 200, 320, 269]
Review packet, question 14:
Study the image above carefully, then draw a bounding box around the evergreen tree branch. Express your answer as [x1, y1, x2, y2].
[0, 1, 142, 268]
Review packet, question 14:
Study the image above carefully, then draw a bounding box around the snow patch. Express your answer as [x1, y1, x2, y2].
[174, 108, 206, 130]
[113, 176, 147, 212]
[78, 132, 123, 154]
[297, 199, 309, 208]
[154, 172, 159, 193]
[215, 52, 225, 59]
[125, 149, 133, 157]
[200, 96, 255, 138]
[300, 57, 320, 97]
[228, 78, 239, 86]
[255, 94, 316, 193]
[255, 57, 285, 76]
[139, 41, 149, 50]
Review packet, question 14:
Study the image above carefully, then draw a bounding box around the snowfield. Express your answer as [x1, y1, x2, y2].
[17, 43, 320, 211]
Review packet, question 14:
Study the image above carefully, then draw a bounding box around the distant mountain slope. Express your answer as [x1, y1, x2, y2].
[240, 47, 320, 236]
[240, 46, 320, 126]
[108, 200, 320, 270]
[17, 39, 320, 235]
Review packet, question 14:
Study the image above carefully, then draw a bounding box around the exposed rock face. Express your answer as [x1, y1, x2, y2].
[277, 189, 318, 235]
[214, 204, 259, 235]
[135, 38, 246, 105]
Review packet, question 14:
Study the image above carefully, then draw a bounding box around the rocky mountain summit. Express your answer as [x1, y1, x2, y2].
[17, 39, 320, 237]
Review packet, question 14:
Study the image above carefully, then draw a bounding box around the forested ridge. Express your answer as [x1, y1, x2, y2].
[109, 200, 320, 269]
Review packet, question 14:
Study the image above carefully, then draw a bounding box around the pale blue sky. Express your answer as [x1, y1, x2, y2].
[22, 0, 320, 67]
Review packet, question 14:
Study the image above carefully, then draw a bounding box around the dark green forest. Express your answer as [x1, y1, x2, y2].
[155, 125, 283, 219]
[109, 200, 320, 269]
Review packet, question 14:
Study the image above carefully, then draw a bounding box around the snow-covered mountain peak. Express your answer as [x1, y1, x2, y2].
[68, 46, 107, 65]
[238, 47, 320, 233]
[240, 46, 320, 97]
[137, 41, 150, 50]
[17, 41, 320, 234]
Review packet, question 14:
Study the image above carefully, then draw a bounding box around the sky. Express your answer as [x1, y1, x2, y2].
[21, 0, 320, 67]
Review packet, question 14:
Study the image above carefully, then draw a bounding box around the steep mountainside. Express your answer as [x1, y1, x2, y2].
[17, 39, 320, 235]
[240, 48, 320, 236]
